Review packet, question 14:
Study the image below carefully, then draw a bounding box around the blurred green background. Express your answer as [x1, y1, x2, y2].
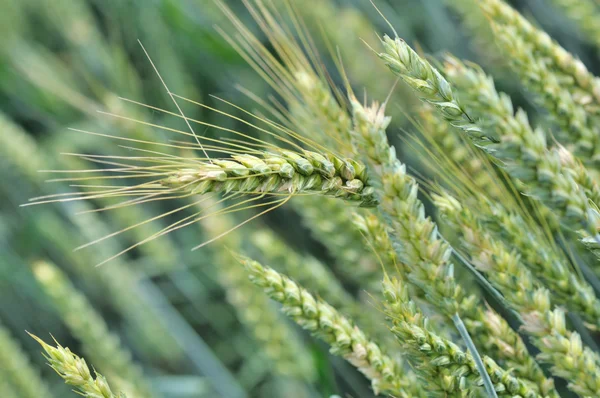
[1, 1, 598, 397]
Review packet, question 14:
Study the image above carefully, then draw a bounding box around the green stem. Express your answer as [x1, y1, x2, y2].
[452, 313, 498, 398]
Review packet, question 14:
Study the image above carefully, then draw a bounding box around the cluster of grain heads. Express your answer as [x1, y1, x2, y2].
[30, 334, 126, 398]
[235, 255, 427, 398]
[435, 193, 600, 396]
[377, 32, 600, 246]
[31, 260, 155, 398]
[477, 0, 600, 165]
[441, 56, 600, 246]
[348, 95, 551, 396]
[0, 323, 53, 398]
[381, 276, 539, 397]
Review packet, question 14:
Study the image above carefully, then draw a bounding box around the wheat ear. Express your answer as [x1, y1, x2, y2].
[30, 334, 126, 398]
[237, 255, 426, 397]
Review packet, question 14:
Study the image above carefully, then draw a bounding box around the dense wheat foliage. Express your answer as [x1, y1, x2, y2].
[4, 0, 600, 397]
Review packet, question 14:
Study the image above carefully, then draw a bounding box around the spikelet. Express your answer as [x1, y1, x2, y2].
[30, 334, 126, 398]
[0, 323, 53, 398]
[237, 255, 427, 398]
[32, 261, 155, 398]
